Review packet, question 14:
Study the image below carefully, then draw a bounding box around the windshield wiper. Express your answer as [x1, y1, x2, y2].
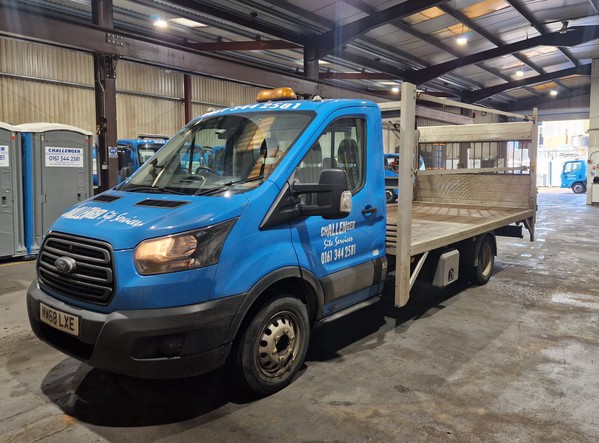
[124, 185, 188, 195]
[194, 175, 264, 196]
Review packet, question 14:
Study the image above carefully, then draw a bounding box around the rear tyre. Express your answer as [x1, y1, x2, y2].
[571, 182, 586, 194]
[385, 189, 396, 204]
[470, 235, 494, 285]
[234, 295, 310, 396]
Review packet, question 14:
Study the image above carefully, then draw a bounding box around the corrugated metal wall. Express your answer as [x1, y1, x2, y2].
[0, 38, 95, 129]
[0, 37, 269, 138]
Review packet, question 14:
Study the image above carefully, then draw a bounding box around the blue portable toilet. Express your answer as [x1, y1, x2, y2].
[19, 123, 94, 255]
[0, 122, 27, 259]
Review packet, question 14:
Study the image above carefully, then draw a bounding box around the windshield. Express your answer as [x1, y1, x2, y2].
[119, 111, 314, 196]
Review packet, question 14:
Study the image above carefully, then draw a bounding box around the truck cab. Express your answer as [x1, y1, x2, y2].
[27, 89, 387, 395]
[561, 159, 587, 194]
[384, 152, 425, 203]
[117, 134, 169, 181]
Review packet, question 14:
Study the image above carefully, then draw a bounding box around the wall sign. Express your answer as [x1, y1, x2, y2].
[0, 145, 8, 167]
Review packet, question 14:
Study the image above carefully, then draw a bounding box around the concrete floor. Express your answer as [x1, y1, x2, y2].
[1, 188, 598, 442]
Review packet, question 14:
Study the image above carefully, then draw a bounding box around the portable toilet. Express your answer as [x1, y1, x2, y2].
[19, 123, 94, 255]
[0, 122, 27, 259]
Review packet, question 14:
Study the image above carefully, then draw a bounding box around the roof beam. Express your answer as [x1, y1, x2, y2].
[437, 3, 545, 76]
[404, 26, 599, 85]
[319, 72, 399, 80]
[0, 5, 382, 100]
[145, 0, 305, 44]
[341, 0, 523, 101]
[463, 64, 592, 103]
[506, 0, 579, 67]
[187, 40, 302, 51]
[501, 85, 590, 112]
[311, 0, 448, 57]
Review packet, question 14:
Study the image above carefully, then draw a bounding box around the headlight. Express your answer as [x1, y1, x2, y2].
[134, 218, 236, 275]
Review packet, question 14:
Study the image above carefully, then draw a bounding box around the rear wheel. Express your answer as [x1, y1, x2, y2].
[234, 295, 310, 396]
[571, 182, 586, 194]
[470, 235, 494, 285]
[385, 189, 396, 203]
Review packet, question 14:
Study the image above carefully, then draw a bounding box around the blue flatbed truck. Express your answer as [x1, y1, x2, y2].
[560, 159, 587, 194]
[27, 83, 537, 395]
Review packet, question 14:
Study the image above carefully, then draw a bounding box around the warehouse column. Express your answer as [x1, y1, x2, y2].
[304, 46, 319, 81]
[184, 74, 193, 124]
[587, 59, 599, 205]
[92, 0, 119, 192]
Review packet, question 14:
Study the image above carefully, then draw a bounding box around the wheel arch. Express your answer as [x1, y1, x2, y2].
[224, 267, 324, 344]
[459, 232, 497, 268]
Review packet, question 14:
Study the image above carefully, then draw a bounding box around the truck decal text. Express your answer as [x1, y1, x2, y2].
[61, 205, 145, 227]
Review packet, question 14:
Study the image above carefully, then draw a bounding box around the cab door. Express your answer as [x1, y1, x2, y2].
[289, 111, 387, 316]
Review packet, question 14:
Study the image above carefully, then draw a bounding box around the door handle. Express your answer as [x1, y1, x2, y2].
[361, 206, 377, 215]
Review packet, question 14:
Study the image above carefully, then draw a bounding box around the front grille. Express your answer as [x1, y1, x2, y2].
[38, 232, 115, 305]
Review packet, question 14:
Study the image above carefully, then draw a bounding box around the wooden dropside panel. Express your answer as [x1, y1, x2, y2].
[414, 173, 532, 209]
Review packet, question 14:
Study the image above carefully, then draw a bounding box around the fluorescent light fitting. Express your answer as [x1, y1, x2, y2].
[153, 18, 168, 28]
[550, 89, 558, 96]
[169, 18, 207, 28]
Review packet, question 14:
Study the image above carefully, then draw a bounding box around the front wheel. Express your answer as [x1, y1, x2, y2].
[571, 182, 586, 194]
[234, 296, 310, 396]
[470, 235, 495, 285]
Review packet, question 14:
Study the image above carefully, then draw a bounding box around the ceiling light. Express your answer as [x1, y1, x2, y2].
[550, 90, 558, 96]
[391, 87, 400, 93]
[457, 36, 468, 45]
[516, 70, 524, 77]
[169, 18, 207, 28]
[153, 18, 168, 28]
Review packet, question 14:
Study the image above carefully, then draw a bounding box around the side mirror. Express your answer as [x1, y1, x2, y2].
[293, 169, 352, 219]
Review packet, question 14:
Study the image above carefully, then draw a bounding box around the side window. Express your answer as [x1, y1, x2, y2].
[295, 117, 365, 204]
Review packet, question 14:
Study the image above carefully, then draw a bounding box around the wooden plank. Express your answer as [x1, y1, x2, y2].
[418, 122, 533, 143]
[414, 174, 532, 208]
[416, 93, 530, 121]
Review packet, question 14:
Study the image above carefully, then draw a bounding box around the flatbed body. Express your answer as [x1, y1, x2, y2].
[386, 202, 533, 256]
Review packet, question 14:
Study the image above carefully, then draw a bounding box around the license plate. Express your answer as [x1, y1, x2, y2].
[39, 303, 80, 336]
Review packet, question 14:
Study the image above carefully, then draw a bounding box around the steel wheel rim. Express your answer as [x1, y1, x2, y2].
[480, 242, 493, 278]
[256, 311, 300, 378]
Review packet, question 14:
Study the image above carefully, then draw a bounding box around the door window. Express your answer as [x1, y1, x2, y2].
[295, 117, 365, 204]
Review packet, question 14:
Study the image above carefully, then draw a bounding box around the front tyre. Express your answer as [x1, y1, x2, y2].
[234, 296, 310, 396]
[571, 182, 586, 194]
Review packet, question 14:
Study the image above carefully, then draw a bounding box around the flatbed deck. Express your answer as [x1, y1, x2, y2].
[385, 202, 534, 256]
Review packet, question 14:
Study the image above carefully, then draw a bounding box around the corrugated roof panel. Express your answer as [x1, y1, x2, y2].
[505, 88, 538, 99]
[533, 81, 558, 91]
[461, 0, 510, 20]
[403, 7, 445, 25]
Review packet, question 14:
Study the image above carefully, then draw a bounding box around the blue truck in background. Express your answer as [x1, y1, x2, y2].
[93, 135, 169, 186]
[560, 159, 587, 194]
[384, 152, 425, 203]
[26, 86, 536, 395]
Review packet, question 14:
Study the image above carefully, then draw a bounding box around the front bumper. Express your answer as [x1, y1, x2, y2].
[27, 280, 244, 379]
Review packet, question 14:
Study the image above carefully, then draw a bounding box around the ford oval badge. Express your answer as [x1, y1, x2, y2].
[55, 256, 77, 274]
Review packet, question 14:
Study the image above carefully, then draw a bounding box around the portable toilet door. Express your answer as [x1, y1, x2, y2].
[0, 122, 26, 258]
[19, 123, 93, 254]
